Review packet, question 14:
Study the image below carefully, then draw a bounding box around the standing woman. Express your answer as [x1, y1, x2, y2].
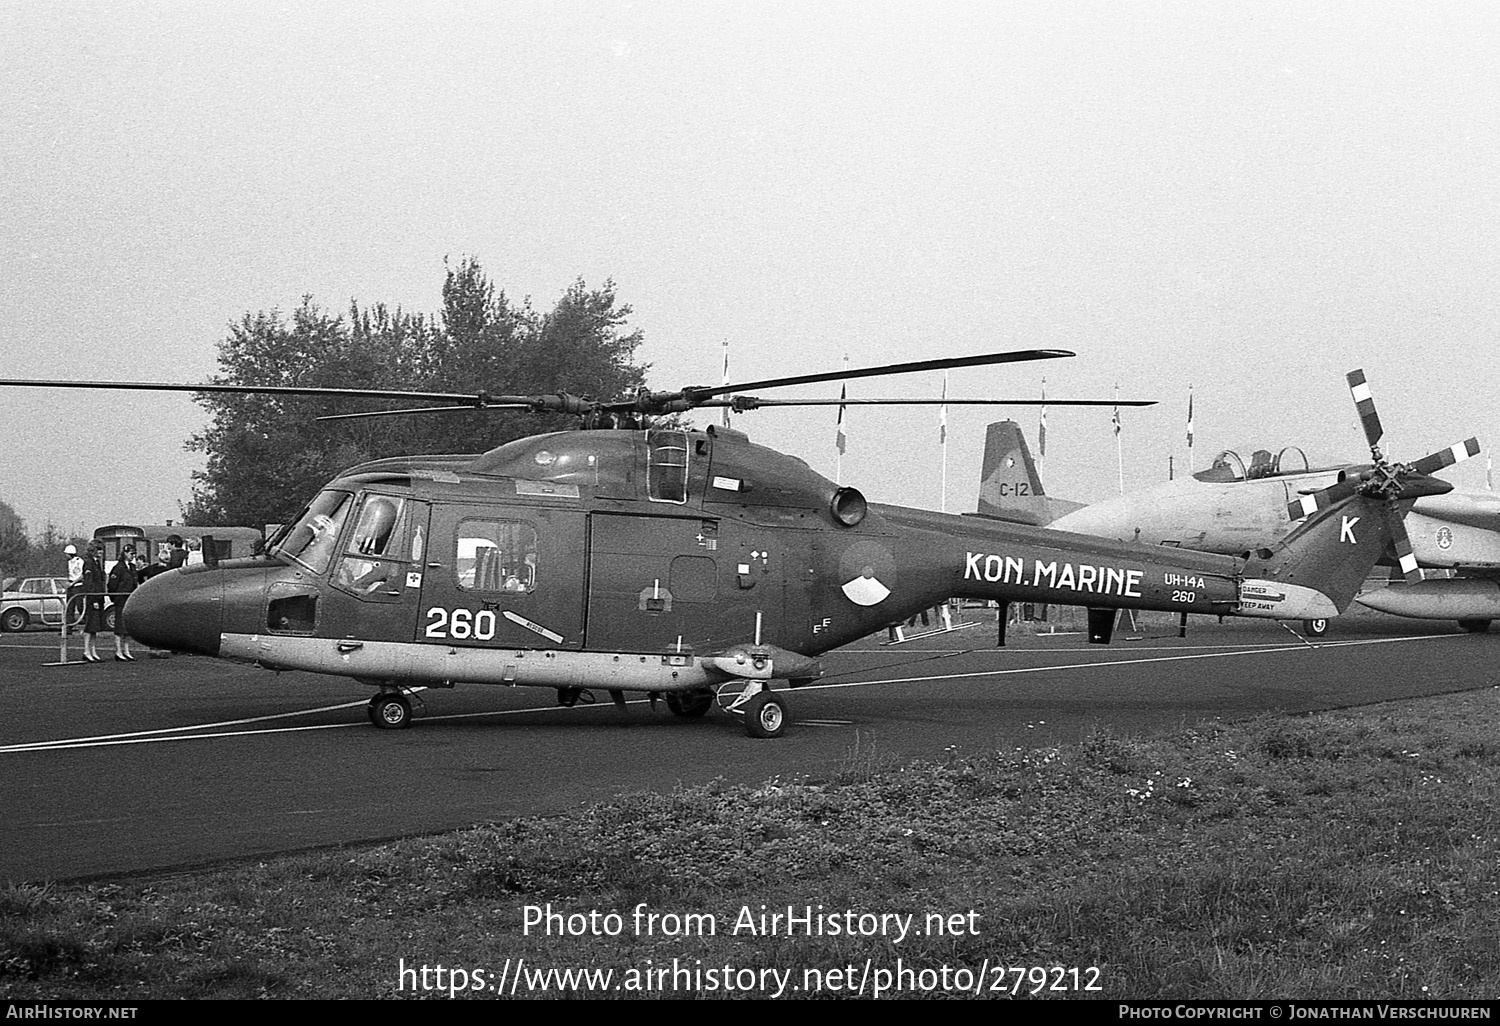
[80, 541, 106, 663]
[108, 544, 140, 661]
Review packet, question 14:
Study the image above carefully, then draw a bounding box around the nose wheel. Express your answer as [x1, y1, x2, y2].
[368, 692, 413, 729]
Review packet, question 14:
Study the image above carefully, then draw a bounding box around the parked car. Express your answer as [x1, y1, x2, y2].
[0, 576, 71, 632]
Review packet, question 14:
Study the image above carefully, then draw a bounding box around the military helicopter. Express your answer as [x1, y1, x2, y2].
[1, 351, 1428, 737]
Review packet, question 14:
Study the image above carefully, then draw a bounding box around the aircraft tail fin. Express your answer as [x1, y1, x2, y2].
[976, 420, 1082, 525]
[1238, 495, 1398, 619]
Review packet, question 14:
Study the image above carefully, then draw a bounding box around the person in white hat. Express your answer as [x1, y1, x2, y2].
[63, 543, 85, 648]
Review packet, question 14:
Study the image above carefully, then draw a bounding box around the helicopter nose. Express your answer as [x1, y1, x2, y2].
[122, 570, 223, 656]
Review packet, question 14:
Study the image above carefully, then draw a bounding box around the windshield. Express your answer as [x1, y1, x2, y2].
[271, 490, 354, 574]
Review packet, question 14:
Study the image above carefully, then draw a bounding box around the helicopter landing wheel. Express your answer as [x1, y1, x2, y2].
[1302, 618, 1329, 638]
[369, 693, 412, 730]
[665, 688, 714, 719]
[744, 691, 788, 739]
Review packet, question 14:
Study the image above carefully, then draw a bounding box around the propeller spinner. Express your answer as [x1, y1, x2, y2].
[1287, 369, 1480, 583]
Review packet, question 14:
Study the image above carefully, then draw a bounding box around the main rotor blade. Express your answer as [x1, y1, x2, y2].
[317, 403, 535, 422]
[701, 396, 1155, 410]
[693, 349, 1074, 400]
[1347, 369, 1383, 450]
[1407, 437, 1481, 476]
[0, 378, 516, 404]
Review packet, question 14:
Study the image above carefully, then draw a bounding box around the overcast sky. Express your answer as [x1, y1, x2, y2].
[3, 1, 1498, 534]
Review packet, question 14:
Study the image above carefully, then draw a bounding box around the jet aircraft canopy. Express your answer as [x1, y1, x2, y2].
[1193, 446, 1313, 483]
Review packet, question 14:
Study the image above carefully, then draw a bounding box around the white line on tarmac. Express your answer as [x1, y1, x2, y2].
[0, 698, 378, 752]
[803, 632, 1458, 693]
[835, 640, 1344, 655]
[0, 696, 596, 753]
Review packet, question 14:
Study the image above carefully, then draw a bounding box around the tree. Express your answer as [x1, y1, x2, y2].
[0, 500, 28, 579]
[183, 259, 651, 528]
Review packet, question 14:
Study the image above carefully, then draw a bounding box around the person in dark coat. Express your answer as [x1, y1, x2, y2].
[166, 535, 188, 570]
[80, 541, 106, 662]
[107, 545, 140, 661]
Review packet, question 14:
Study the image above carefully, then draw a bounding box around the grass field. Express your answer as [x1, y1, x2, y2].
[4, 684, 1499, 1000]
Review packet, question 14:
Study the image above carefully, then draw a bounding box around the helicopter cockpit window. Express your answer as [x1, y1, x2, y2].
[334, 495, 409, 597]
[456, 519, 538, 594]
[647, 429, 689, 504]
[273, 490, 354, 574]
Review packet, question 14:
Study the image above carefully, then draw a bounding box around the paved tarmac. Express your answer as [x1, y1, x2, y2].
[1, 610, 1494, 883]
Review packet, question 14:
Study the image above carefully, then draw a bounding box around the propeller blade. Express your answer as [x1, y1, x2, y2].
[692, 349, 1074, 401]
[1407, 437, 1481, 476]
[1287, 478, 1361, 521]
[1347, 369, 1383, 450]
[1388, 509, 1423, 584]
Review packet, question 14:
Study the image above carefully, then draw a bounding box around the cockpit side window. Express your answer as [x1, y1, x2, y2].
[647, 429, 689, 504]
[334, 494, 410, 598]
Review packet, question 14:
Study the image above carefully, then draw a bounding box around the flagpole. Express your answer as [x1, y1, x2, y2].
[720, 339, 731, 428]
[939, 371, 949, 513]
[1038, 376, 1047, 478]
[835, 353, 848, 485]
[1186, 384, 1195, 475]
[1113, 383, 1124, 495]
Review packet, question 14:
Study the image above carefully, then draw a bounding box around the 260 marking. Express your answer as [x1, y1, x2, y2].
[425, 607, 499, 640]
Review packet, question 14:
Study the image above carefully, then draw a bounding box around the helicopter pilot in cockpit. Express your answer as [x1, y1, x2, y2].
[336, 496, 401, 594]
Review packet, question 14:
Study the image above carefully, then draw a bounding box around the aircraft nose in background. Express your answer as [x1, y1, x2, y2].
[122, 571, 223, 656]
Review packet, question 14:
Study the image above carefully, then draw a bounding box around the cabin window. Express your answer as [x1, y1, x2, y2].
[334, 494, 410, 598]
[647, 429, 689, 504]
[456, 519, 539, 594]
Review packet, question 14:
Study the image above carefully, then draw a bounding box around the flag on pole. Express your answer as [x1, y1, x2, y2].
[720, 339, 731, 427]
[1113, 384, 1124, 494]
[939, 372, 948, 446]
[1186, 387, 1194, 449]
[1038, 377, 1047, 458]
[835, 382, 847, 455]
